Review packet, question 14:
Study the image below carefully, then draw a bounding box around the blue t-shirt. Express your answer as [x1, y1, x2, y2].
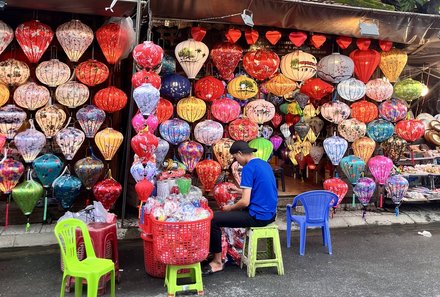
[240, 158, 278, 220]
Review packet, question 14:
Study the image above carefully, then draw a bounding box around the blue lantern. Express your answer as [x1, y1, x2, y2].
[323, 135, 348, 166]
[159, 118, 191, 145]
[133, 83, 160, 117]
[53, 173, 82, 210]
[340, 155, 365, 185]
[367, 119, 394, 143]
[159, 54, 176, 77]
[32, 154, 64, 187]
[160, 74, 191, 101]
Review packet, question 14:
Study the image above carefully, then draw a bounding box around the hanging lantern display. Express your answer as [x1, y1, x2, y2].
[194, 120, 223, 146]
[160, 74, 191, 101]
[352, 137, 376, 163]
[0, 105, 27, 140]
[381, 136, 407, 164]
[249, 137, 273, 161]
[96, 22, 130, 65]
[35, 105, 66, 138]
[175, 38, 209, 79]
[178, 141, 204, 173]
[0, 83, 8, 107]
[393, 78, 425, 102]
[269, 135, 283, 151]
[14, 121, 46, 163]
[95, 128, 124, 161]
[55, 127, 85, 161]
[156, 98, 174, 124]
[378, 98, 407, 122]
[159, 118, 190, 145]
[132, 69, 161, 90]
[13, 82, 50, 111]
[12, 173, 43, 226]
[368, 155, 393, 207]
[0, 21, 13, 56]
[228, 118, 259, 142]
[155, 138, 169, 167]
[294, 120, 311, 141]
[93, 86, 127, 113]
[35, 59, 70, 87]
[56, 20, 93, 62]
[300, 78, 334, 100]
[211, 98, 241, 123]
[351, 100, 378, 123]
[244, 99, 275, 124]
[177, 96, 207, 123]
[323, 178, 348, 207]
[271, 113, 283, 128]
[74, 156, 104, 190]
[395, 119, 425, 142]
[338, 118, 366, 142]
[386, 175, 409, 215]
[131, 161, 156, 182]
[353, 177, 376, 206]
[349, 49, 381, 83]
[337, 78, 366, 102]
[0, 59, 30, 86]
[76, 105, 106, 138]
[243, 49, 280, 81]
[132, 112, 159, 134]
[280, 50, 317, 82]
[135, 179, 154, 202]
[53, 170, 82, 210]
[323, 135, 348, 165]
[309, 145, 324, 165]
[365, 78, 394, 102]
[259, 125, 274, 139]
[265, 74, 296, 97]
[194, 76, 224, 102]
[15, 20, 53, 64]
[131, 129, 158, 160]
[366, 119, 394, 143]
[317, 53, 354, 84]
[379, 48, 408, 82]
[196, 159, 222, 192]
[210, 42, 242, 81]
[227, 75, 258, 100]
[75, 59, 109, 87]
[32, 154, 63, 187]
[307, 117, 324, 136]
[213, 138, 235, 169]
[133, 41, 163, 69]
[320, 101, 351, 124]
[55, 81, 89, 109]
[340, 155, 365, 185]
[93, 171, 122, 210]
[0, 158, 25, 193]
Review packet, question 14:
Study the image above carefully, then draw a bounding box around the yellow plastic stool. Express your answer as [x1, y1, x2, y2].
[240, 223, 284, 278]
[164, 262, 204, 297]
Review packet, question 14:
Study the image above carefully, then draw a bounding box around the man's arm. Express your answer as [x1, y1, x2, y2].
[222, 188, 251, 212]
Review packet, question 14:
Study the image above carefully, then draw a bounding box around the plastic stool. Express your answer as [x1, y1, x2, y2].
[240, 223, 284, 277]
[164, 262, 204, 297]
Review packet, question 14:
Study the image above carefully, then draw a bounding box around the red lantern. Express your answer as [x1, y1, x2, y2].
[225, 28, 241, 43]
[310, 34, 326, 49]
[323, 177, 348, 207]
[211, 42, 242, 81]
[93, 173, 122, 210]
[289, 32, 307, 47]
[196, 159, 222, 193]
[351, 100, 378, 123]
[156, 98, 173, 124]
[265, 31, 281, 45]
[191, 26, 206, 41]
[245, 29, 259, 45]
[96, 22, 130, 65]
[228, 118, 259, 142]
[131, 130, 158, 160]
[349, 49, 381, 83]
[271, 113, 283, 128]
[211, 98, 241, 123]
[132, 41, 163, 69]
[194, 76, 224, 102]
[93, 86, 127, 113]
[295, 153, 307, 170]
[15, 20, 53, 63]
[395, 119, 425, 142]
[135, 179, 154, 202]
[132, 69, 161, 89]
[243, 49, 280, 81]
[300, 78, 334, 100]
[285, 114, 301, 126]
[75, 59, 109, 86]
[213, 182, 239, 208]
[356, 38, 371, 50]
[379, 40, 393, 52]
[336, 36, 352, 49]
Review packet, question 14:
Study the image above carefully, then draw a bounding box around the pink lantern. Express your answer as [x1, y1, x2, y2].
[243, 49, 280, 81]
[14, 82, 50, 111]
[14, 120, 46, 163]
[211, 42, 242, 81]
[56, 20, 94, 62]
[132, 69, 161, 89]
[36, 59, 71, 87]
[132, 41, 163, 69]
[0, 158, 25, 194]
[0, 59, 30, 86]
[76, 105, 106, 138]
[15, 20, 53, 63]
[231, 161, 243, 185]
[244, 99, 275, 124]
[366, 78, 393, 102]
[0, 134, 5, 151]
[194, 120, 224, 146]
[379, 99, 408, 123]
[132, 112, 159, 134]
[228, 118, 259, 142]
[321, 101, 351, 124]
[368, 155, 393, 207]
[55, 127, 85, 160]
[178, 140, 204, 173]
[0, 21, 13, 56]
[96, 22, 131, 65]
[211, 98, 241, 123]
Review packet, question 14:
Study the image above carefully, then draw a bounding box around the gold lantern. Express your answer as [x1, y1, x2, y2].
[0, 59, 30, 86]
[36, 59, 71, 87]
[212, 138, 235, 170]
[379, 49, 408, 83]
[176, 96, 206, 123]
[352, 136, 376, 163]
[227, 75, 258, 100]
[95, 128, 123, 161]
[0, 83, 9, 107]
[265, 73, 297, 97]
[35, 104, 67, 138]
[13, 82, 50, 111]
[55, 81, 89, 108]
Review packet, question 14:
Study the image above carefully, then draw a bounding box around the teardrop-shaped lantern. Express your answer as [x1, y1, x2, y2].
[323, 177, 348, 207]
[321, 101, 351, 124]
[0, 59, 30, 86]
[368, 155, 393, 185]
[265, 73, 297, 97]
[74, 155, 104, 190]
[0, 158, 25, 194]
[270, 135, 283, 151]
[227, 75, 258, 100]
[155, 138, 169, 167]
[317, 53, 354, 83]
[175, 38, 209, 79]
[0, 21, 13, 56]
[280, 50, 317, 82]
[94, 86, 127, 113]
[244, 99, 275, 124]
[309, 145, 324, 165]
[178, 140, 204, 173]
[76, 105, 106, 138]
[159, 118, 191, 145]
[213, 138, 235, 169]
[379, 48, 407, 82]
[211, 98, 241, 123]
[32, 154, 63, 187]
[352, 137, 376, 163]
[228, 118, 259, 142]
[337, 78, 366, 102]
[249, 137, 273, 161]
[14, 120, 46, 163]
[75, 59, 109, 87]
[294, 119, 311, 141]
[0, 105, 27, 140]
[194, 120, 224, 146]
[55, 81, 89, 108]
[131, 129, 158, 160]
[94, 128, 124, 161]
[395, 119, 425, 142]
[15, 20, 53, 64]
[385, 175, 409, 206]
[349, 49, 381, 83]
[96, 22, 131, 65]
[243, 49, 280, 81]
[53, 170, 82, 210]
[12, 175, 43, 219]
[365, 78, 393, 102]
[14, 82, 50, 111]
[351, 100, 378, 123]
[56, 20, 93, 62]
[35, 105, 66, 138]
[210, 42, 242, 81]
[194, 76, 224, 102]
[354, 177, 376, 206]
[55, 127, 85, 161]
[93, 172, 122, 210]
[323, 135, 348, 165]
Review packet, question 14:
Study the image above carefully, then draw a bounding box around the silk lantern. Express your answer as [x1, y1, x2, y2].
[366, 119, 394, 143]
[196, 159, 222, 192]
[366, 78, 393, 102]
[340, 155, 365, 186]
[280, 123, 291, 139]
[194, 76, 224, 102]
[0, 135, 5, 152]
[55, 81, 89, 108]
[96, 22, 131, 65]
[133, 41, 163, 69]
[53, 170, 82, 210]
[379, 48, 408, 82]
[76, 105, 106, 138]
[155, 138, 169, 167]
[353, 177, 376, 211]
[317, 53, 354, 83]
[15, 20, 53, 64]
[13, 82, 50, 111]
[160, 74, 191, 101]
[75, 59, 109, 87]
[93, 170, 122, 210]
[175, 38, 209, 79]
[271, 113, 282, 128]
[0, 105, 27, 140]
[379, 98, 407, 122]
[259, 125, 274, 139]
[265, 74, 296, 97]
[280, 50, 317, 82]
[249, 137, 273, 161]
[231, 161, 243, 185]
[321, 101, 351, 124]
[349, 49, 381, 83]
[194, 120, 223, 146]
[156, 98, 173, 123]
[213, 138, 235, 169]
[323, 178, 348, 207]
[293, 92, 309, 109]
[14, 120, 46, 163]
[131, 129, 158, 160]
[324, 135, 348, 165]
[159, 118, 190, 145]
[338, 118, 366, 142]
[133, 83, 161, 117]
[393, 78, 425, 103]
[337, 78, 366, 102]
[0, 158, 24, 194]
[228, 118, 259, 142]
[0, 21, 13, 56]
[386, 175, 409, 216]
[294, 119, 311, 141]
[307, 117, 324, 136]
[177, 96, 206, 123]
[300, 78, 334, 100]
[211, 98, 241, 123]
[56, 20, 94, 62]
[159, 54, 176, 76]
[36, 59, 70, 87]
[381, 136, 407, 163]
[74, 155, 104, 190]
[243, 49, 280, 81]
[0, 84, 8, 107]
[244, 99, 275, 124]
[35, 105, 66, 138]
[351, 100, 378, 123]
[368, 155, 393, 207]
[213, 182, 239, 208]
[270, 135, 283, 151]
[352, 137, 376, 163]
[135, 179, 154, 202]
[178, 141, 204, 172]
[55, 127, 85, 160]
[95, 128, 124, 161]
[395, 119, 425, 142]
[32, 154, 63, 187]
[132, 69, 161, 89]
[309, 145, 324, 165]
[132, 112, 159, 134]
[210, 42, 242, 81]
[0, 59, 30, 86]
[12, 172, 43, 229]
[130, 161, 156, 182]
[94, 86, 127, 113]
[227, 75, 258, 100]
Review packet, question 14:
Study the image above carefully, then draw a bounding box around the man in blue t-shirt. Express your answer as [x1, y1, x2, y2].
[203, 140, 278, 275]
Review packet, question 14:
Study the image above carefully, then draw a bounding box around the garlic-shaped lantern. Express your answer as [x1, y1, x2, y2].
[35, 104, 67, 138]
[14, 82, 50, 111]
[76, 105, 106, 138]
[36, 59, 71, 87]
[55, 81, 89, 108]
[55, 127, 85, 160]
[14, 119, 46, 163]
[95, 128, 124, 161]
[0, 104, 27, 140]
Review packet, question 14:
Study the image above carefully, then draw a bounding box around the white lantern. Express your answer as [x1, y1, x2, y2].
[36, 59, 71, 87]
[55, 81, 89, 108]
[14, 82, 50, 110]
[244, 99, 276, 124]
[317, 53, 354, 83]
[55, 127, 85, 160]
[280, 50, 317, 82]
[14, 120, 46, 163]
[0, 20, 13, 56]
[175, 38, 209, 79]
[366, 78, 393, 102]
[337, 78, 366, 102]
[56, 20, 94, 62]
[321, 101, 351, 124]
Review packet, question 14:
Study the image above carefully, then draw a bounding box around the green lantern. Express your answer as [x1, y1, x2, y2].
[393, 78, 425, 102]
[279, 102, 289, 114]
[249, 137, 273, 161]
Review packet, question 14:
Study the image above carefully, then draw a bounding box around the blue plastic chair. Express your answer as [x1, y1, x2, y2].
[286, 190, 338, 256]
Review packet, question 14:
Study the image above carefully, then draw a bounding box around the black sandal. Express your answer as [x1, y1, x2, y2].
[202, 264, 224, 276]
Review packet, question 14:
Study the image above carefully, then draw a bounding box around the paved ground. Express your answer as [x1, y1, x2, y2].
[1, 222, 440, 297]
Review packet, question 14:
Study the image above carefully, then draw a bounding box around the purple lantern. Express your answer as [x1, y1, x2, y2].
[55, 127, 85, 160]
[368, 155, 393, 208]
[353, 177, 376, 217]
[155, 138, 169, 167]
[178, 140, 204, 173]
[323, 135, 348, 166]
[159, 118, 191, 145]
[385, 175, 409, 216]
[378, 98, 407, 123]
[14, 120, 46, 163]
[76, 105, 106, 138]
[270, 135, 283, 151]
[133, 83, 160, 118]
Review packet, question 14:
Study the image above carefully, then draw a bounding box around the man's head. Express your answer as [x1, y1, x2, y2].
[229, 140, 257, 165]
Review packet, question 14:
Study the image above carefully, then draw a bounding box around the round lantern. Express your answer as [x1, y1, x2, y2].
[349, 49, 381, 83]
[0, 59, 30, 86]
[194, 120, 223, 146]
[353, 177, 376, 206]
[14, 82, 50, 110]
[0, 158, 25, 194]
[196, 159, 222, 192]
[74, 155, 104, 190]
[176, 96, 207, 123]
[340, 155, 365, 185]
[243, 49, 280, 81]
[55, 127, 85, 160]
[93, 170, 122, 210]
[227, 75, 258, 100]
[14, 121, 46, 163]
[323, 135, 348, 165]
[0, 105, 27, 140]
[321, 101, 351, 124]
[131, 129, 158, 160]
[194, 76, 224, 102]
[132, 69, 161, 89]
[213, 138, 235, 169]
[338, 118, 366, 142]
[393, 78, 425, 102]
[35, 105, 66, 138]
[379, 48, 407, 82]
[156, 98, 173, 123]
[76, 105, 105, 138]
[36, 59, 70, 87]
[210, 42, 242, 81]
[133, 41, 163, 69]
[300, 78, 334, 100]
[75, 59, 109, 87]
[317, 53, 354, 83]
[337, 78, 366, 102]
[160, 74, 191, 101]
[280, 50, 317, 82]
[175, 38, 209, 79]
[94, 86, 127, 113]
[244, 99, 275, 124]
[379, 98, 407, 122]
[0, 83, 8, 107]
[249, 137, 273, 161]
[323, 178, 348, 207]
[96, 22, 130, 65]
[15, 20, 53, 64]
[53, 171, 82, 210]
[95, 128, 124, 161]
[395, 119, 425, 142]
[368, 155, 393, 185]
[32, 154, 63, 187]
[352, 137, 376, 163]
[307, 117, 324, 136]
[351, 100, 378, 123]
[213, 182, 239, 208]
[366, 119, 394, 143]
[55, 81, 89, 109]
[228, 118, 259, 142]
[159, 118, 190, 145]
[265, 74, 296, 97]
[56, 20, 94, 62]
[132, 112, 159, 134]
[155, 138, 169, 167]
[178, 141, 204, 173]
[211, 98, 241, 123]
[381, 136, 407, 164]
[366, 78, 393, 102]
[0, 20, 13, 56]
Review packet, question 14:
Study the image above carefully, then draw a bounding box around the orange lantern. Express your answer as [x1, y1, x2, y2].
[227, 75, 258, 100]
[15, 20, 53, 64]
[213, 138, 235, 170]
[36, 59, 71, 87]
[0, 59, 30, 86]
[196, 159, 222, 192]
[55, 81, 89, 108]
[56, 20, 94, 62]
[228, 118, 259, 142]
[379, 48, 407, 82]
[176, 96, 206, 123]
[35, 105, 66, 138]
[265, 73, 297, 97]
[94, 86, 127, 113]
[95, 128, 124, 161]
[14, 82, 50, 111]
[75, 59, 109, 87]
[156, 98, 173, 123]
[352, 137, 376, 163]
[0, 84, 8, 107]
[350, 100, 378, 123]
[96, 22, 131, 65]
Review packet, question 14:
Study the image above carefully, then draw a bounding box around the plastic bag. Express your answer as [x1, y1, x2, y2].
[57, 201, 113, 224]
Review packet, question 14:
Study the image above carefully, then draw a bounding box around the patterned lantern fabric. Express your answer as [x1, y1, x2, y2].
[14, 122, 46, 163]
[159, 118, 191, 145]
[350, 100, 378, 123]
[366, 78, 393, 102]
[294, 120, 311, 141]
[94, 86, 127, 113]
[0, 158, 25, 194]
[176, 96, 207, 123]
[95, 128, 124, 161]
[243, 49, 280, 81]
[211, 98, 241, 123]
[337, 78, 366, 102]
[55, 81, 89, 108]
[14, 82, 50, 111]
[300, 78, 334, 100]
[385, 175, 409, 205]
[194, 120, 223, 146]
[366, 119, 394, 143]
[93, 173, 122, 210]
[132, 69, 161, 89]
[353, 177, 376, 206]
[368, 155, 393, 185]
[96, 22, 131, 65]
[160, 74, 191, 101]
[379, 48, 407, 82]
[76, 105, 105, 138]
[249, 137, 273, 161]
[349, 49, 381, 83]
[35, 105, 66, 138]
[133, 41, 163, 69]
[53, 173, 82, 210]
[280, 50, 317, 82]
[155, 138, 169, 167]
[131, 129, 158, 160]
[381, 136, 407, 163]
[265, 74, 296, 97]
[0, 105, 27, 140]
[15, 20, 53, 63]
[56, 20, 94, 62]
[32, 153, 63, 187]
[321, 101, 351, 124]
[75, 59, 109, 87]
[323, 178, 348, 207]
[393, 78, 424, 102]
[213, 138, 235, 169]
[378, 98, 407, 122]
[309, 145, 324, 165]
[156, 98, 173, 124]
[55, 127, 85, 160]
[175, 38, 209, 79]
[132, 112, 159, 134]
[395, 119, 425, 142]
[227, 75, 258, 100]
[323, 135, 348, 165]
[338, 118, 366, 142]
[244, 99, 275, 124]
[259, 125, 274, 139]
[307, 117, 324, 136]
[270, 135, 283, 151]
[340, 155, 365, 185]
[196, 159, 222, 192]
[317, 53, 354, 83]
[194, 76, 224, 102]
[178, 140, 204, 172]
[0, 21, 13, 56]
[36, 59, 70, 87]
[0, 59, 30, 86]
[133, 83, 160, 117]
[0, 84, 8, 107]
[352, 137, 376, 163]
[228, 118, 259, 142]
[74, 156, 104, 190]
[210, 42, 242, 81]
[130, 160, 156, 182]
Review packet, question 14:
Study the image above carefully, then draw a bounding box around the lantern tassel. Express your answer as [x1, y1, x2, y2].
[380, 193, 383, 208]
[352, 193, 355, 208]
[43, 192, 48, 222]
[395, 206, 399, 217]
[362, 208, 366, 220]
[315, 171, 318, 184]
[5, 195, 9, 228]
[26, 217, 30, 232]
